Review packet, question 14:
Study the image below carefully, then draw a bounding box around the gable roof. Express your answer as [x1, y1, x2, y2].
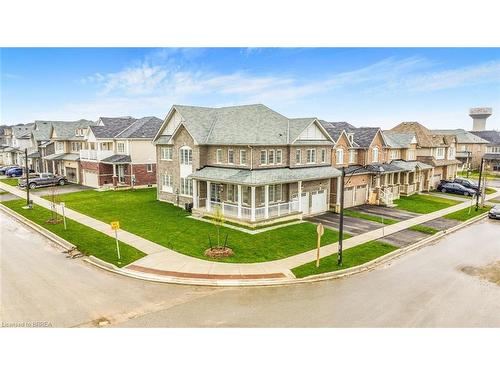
[50, 120, 95, 140]
[431, 129, 489, 144]
[115, 117, 163, 139]
[91, 117, 136, 139]
[382, 131, 416, 148]
[157, 104, 332, 146]
[321, 121, 382, 148]
[470, 130, 500, 146]
[391, 122, 455, 148]
[32, 121, 54, 142]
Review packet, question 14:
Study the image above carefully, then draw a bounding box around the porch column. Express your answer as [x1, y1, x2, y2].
[52, 160, 55, 174]
[206, 181, 211, 212]
[375, 174, 381, 188]
[112, 164, 118, 187]
[264, 185, 269, 219]
[298, 180, 303, 212]
[192, 180, 198, 209]
[237, 185, 242, 219]
[251, 186, 256, 222]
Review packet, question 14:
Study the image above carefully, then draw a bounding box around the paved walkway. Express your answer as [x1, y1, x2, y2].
[2, 181, 499, 279]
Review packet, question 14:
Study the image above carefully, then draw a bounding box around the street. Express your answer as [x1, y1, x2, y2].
[1, 210, 500, 327]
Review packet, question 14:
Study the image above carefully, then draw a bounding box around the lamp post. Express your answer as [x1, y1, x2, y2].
[24, 148, 31, 208]
[337, 165, 383, 266]
[475, 157, 484, 211]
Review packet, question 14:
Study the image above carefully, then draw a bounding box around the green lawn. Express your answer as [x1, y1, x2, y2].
[393, 194, 458, 214]
[443, 206, 490, 221]
[457, 170, 496, 180]
[408, 224, 439, 235]
[485, 187, 496, 195]
[0, 178, 20, 186]
[2, 199, 145, 267]
[343, 209, 399, 225]
[47, 188, 342, 263]
[291, 240, 398, 278]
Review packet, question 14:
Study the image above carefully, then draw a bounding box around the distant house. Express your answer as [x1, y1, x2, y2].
[388, 122, 460, 188]
[153, 104, 340, 225]
[470, 130, 500, 174]
[43, 120, 95, 182]
[27, 120, 54, 172]
[431, 129, 489, 170]
[80, 116, 162, 188]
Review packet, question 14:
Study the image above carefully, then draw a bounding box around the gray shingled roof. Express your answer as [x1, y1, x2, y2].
[52, 120, 95, 140]
[382, 132, 416, 148]
[432, 129, 490, 144]
[115, 117, 163, 139]
[470, 130, 500, 146]
[389, 160, 433, 171]
[483, 153, 500, 160]
[321, 121, 380, 148]
[190, 166, 341, 185]
[43, 153, 80, 161]
[169, 104, 327, 145]
[91, 117, 136, 139]
[321, 121, 355, 143]
[32, 121, 54, 142]
[100, 154, 132, 164]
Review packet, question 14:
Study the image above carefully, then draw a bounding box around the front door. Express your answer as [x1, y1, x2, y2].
[117, 165, 125, 183]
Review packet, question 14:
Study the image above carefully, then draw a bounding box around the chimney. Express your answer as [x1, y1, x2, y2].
[469, 107, 492, 131]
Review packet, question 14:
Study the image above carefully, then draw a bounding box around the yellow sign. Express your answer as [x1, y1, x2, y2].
[111, 221, 120, 231]
[316, 223, 324, 237]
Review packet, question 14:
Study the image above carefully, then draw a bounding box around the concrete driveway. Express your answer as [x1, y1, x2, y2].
[307, 211, 384, 235]
[348, 204, 419, 220]
[9, 182, 92, 196]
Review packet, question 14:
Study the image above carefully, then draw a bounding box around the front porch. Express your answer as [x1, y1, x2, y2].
[188, 166, 340, 225]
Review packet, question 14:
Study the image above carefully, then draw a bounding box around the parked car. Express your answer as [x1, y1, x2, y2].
[437, 182, 478, 197]
[488, 204, 500, 219]
[0, 165, 18, 175]
[454, 178, 479, 191]
[5, 167, 34, 178]
[18, 172, 67, 189]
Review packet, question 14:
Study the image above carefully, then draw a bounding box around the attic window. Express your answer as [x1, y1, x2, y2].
[348, 133, 354, 143]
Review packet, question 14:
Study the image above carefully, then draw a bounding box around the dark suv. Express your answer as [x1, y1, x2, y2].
[437, 181, 477, 197]
[454, 178, 479, 192]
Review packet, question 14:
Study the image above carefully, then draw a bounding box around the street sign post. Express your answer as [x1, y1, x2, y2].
[110, 221, 121, 261]
[61, 202, 67, 230]
[316, 223, 324, 268]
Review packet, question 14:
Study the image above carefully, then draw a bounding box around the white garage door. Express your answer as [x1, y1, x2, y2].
[354, 185, 367, 206]
[83, 170, 98, 188]
[343, 187, 354, 208]
[311, 189, 327, 214]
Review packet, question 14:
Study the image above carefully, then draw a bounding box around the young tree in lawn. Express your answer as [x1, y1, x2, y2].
[211, 205, 225, 248]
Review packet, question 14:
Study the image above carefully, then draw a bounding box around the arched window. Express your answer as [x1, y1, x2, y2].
[372, 147, 379, 162]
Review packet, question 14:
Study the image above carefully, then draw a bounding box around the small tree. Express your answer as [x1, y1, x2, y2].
[48, 185, 61, 224]
[211, 205, 225, 248]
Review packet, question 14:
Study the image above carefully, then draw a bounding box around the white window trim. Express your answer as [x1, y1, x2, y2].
[295, 149, 302, 164]
[349, 149, 356, 164]
[227, 149, 234, 164]
[320, 148, 327, 163]
[268, 150, 275, 165]
[146, 164, 153, 173]
[239, 149, 247, 165]
[276, 149, 283, 164]
[180, 146, 193, 165]
[306, 149, 316, 164]
[372, 147, 379, 163]
[216, 148, 223, 164]
[336, 149, 344, 165]
[260, 150, 268, 165]
[161, 147, 172, 161]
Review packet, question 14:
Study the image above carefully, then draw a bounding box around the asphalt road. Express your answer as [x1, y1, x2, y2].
[1, 210, 499, 327]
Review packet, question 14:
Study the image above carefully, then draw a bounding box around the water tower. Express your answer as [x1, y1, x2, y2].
[469, 107, 492, 131]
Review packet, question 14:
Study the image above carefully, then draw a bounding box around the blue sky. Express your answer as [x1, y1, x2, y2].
[1, 48, 499, 129]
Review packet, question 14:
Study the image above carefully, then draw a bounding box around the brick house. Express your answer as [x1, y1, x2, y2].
[43, 120, 95, 183]
[470, 130, 500, 175]
[153, 104, 341, 225]
[80, 116, 162, 188]
[27, 120, 54, 173]
[388, 122, 460, 189]
[431, 129, 489, 170]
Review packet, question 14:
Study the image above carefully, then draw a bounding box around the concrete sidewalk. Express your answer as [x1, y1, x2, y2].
[2, 181, 498, 279]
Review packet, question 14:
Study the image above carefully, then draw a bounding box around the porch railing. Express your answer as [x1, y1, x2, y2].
[204, 200, 298, 221]
[79, 149, 114, 161]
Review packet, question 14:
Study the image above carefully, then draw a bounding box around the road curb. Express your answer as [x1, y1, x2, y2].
[1, 196, 489, 287]
[0, 203, 76, 251]
[83, 212, 488, 287]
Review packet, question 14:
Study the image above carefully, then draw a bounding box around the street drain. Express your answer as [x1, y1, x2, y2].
[460, 261, 500, 286]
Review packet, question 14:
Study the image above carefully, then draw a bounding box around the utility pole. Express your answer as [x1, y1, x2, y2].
[25, 148, 31, 208]
[475, 157, 484, 211]
[337, 167, 346, 267]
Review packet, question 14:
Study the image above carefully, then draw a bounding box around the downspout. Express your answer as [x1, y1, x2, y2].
[248, 145, 253, 170]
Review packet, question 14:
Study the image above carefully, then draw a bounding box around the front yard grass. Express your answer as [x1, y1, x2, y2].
[408, 224, 439, 235]
[485, 187, 496, 195]
[393, 194, 458, 214]
[0, 178, 19, 187]
[291, 240, 398, 278]
[48, 188, 341, 263]
[443, 206, 490, 221]
[457, 170, 496, 180]
[1, 199, 145, 267]
[343, 209, 399, 225]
